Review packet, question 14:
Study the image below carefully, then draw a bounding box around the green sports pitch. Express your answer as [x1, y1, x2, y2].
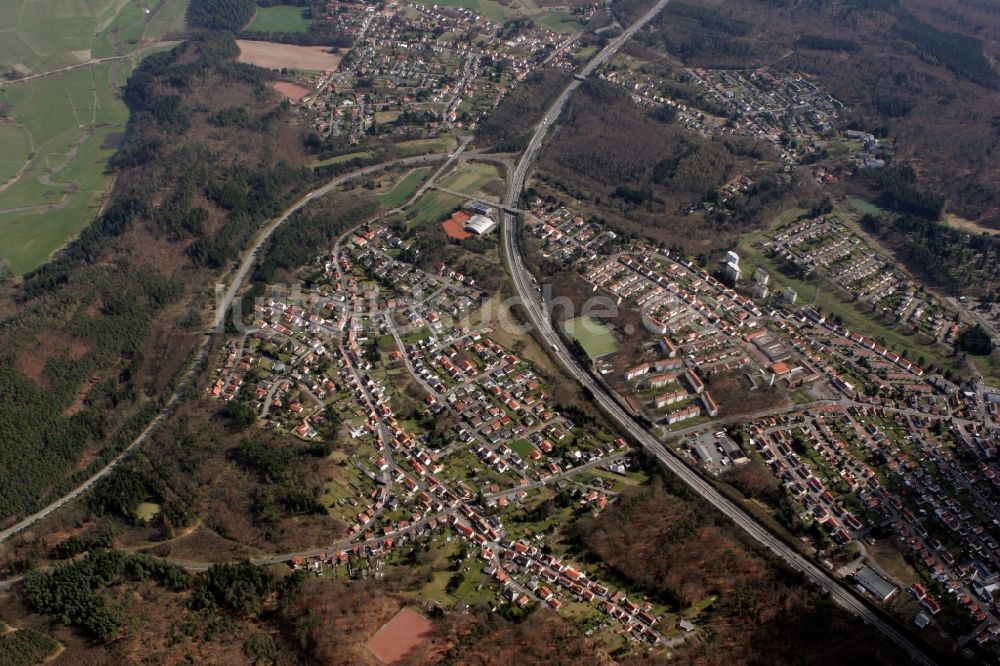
[563, 316, 620, 359]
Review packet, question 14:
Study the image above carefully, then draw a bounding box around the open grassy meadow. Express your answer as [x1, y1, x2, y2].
[90, 0, 187, 59]
[409, 0, 582, 33]
[564, 316, 620, 359]
[0, 0, 187, 275]
[0, 124, 32, 184]
[247, 5, 312, 33]
[408, 190, 463, 226]
[395, 136, 457, 157]
[0, 61, 131, 274]
[381, 167, 432, 209]
[440, 162, 501, 196]
[538, 9, 583, 34]
[1, 0, 187, 73]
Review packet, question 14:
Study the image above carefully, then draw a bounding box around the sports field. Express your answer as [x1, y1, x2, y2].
[274, 80, 311, 101]
[564, 316, 620, 359]
[366, 607, 434, 664]
[442, 212, 473, 240]
[247, 5, 312, 33]
[0, 0, 187, 275]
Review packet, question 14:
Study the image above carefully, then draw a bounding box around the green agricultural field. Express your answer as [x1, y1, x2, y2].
[564, 316, 620, 359]
[381, 167, 431, 208]
[0, 0, 188, 275]
[440, 162, 500, 196]
[538, 9, 583, 34]
[1, 0, 187, 73]
[0, 60, 136, 275]
[93, 2, 188, 62]
[0, 125, 31, 184]
[395, 136, 457, 157]
[408, 190, 463, 226]
[247, 5, 312, 33]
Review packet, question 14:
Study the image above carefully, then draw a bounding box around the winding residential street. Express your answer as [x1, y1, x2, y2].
[498, 0, 938, 663]
[0, 152, 451, 546]
[0, 2, 956, 659]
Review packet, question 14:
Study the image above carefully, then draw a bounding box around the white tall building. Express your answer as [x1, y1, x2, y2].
[753, 267, 769, 286]
[723, 261, 741, 284]
[722, 250, 741, 284]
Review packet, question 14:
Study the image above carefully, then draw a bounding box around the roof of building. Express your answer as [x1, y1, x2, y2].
[854, 566, 898, 601]
[463, 214, 496, 235]
[770, 361, 791, 375]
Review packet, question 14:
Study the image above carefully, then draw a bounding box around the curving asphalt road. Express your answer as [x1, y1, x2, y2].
[0, 6, 946, 660]
[0, 153, 450, 546]
[498, 0, 938, 664]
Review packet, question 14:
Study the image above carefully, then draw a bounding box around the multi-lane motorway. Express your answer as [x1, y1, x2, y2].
[0, 1, 945, 659]
[499, 1, 937, 663]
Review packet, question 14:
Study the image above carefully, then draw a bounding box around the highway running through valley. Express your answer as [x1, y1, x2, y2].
[0, 3, 944, 659]
[499, 0, 938, 663]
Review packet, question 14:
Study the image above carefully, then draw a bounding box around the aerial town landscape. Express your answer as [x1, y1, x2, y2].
[2, 0, 1000, 664]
